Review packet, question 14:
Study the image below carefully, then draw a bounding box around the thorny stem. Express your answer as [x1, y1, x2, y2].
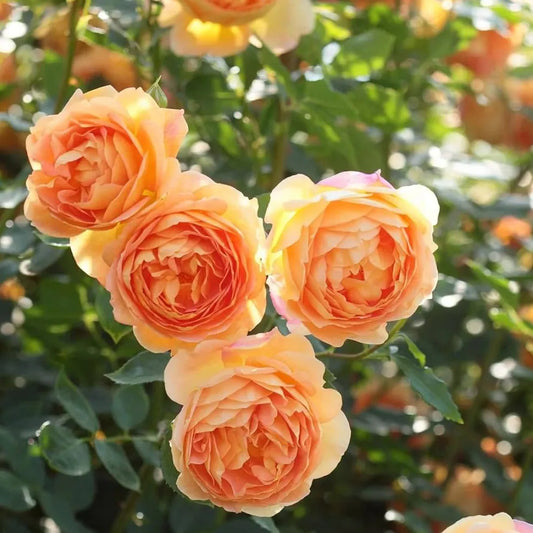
[317, 318, 408, 361]
[109, 383, 167, 533]
[269, 50, 297, 188]
[145, 0, 162, 80]
[55, 0, 85, 114]
[441, 331, 505, 488]
[84, 434, 159, 444]
[270, 96, 290, 187]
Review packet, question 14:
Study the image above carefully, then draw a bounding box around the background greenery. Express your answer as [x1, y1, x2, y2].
[0, 0, 533, 532]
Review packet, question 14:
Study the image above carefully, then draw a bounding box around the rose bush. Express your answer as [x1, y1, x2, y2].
[71, 160, 266, 353]
[164, 329, 350, 516]
[24, 86, 187, 237]
[265, 171, 439, 346]
[443, 514, 533, 533]
[158, 0, 314, 56]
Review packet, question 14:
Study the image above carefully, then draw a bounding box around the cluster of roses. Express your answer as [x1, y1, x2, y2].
[24, 85, 440, 516]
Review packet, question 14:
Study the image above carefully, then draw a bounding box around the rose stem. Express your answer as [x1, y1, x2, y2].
[55, 0, 86, 114]
[317, 318, 407, 360]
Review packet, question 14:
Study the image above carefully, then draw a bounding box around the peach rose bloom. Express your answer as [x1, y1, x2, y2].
[159, 0, 314, 57]
[164, 329, 350, 516]
[265, 171, 439, 346]
[443, 514, 533, 533]
[71, 160, 266, 353]
[24, 86, 187, 237]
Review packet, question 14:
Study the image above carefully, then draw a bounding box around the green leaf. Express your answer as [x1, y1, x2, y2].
[256, 43, 296, 100]
[39, 424, 91, 476]
[52, 472, 95, 512]
[105, 351, 170, 385]
[251, 517, 280, 533]
[0, 222, 35, 256]
[160, 426, 179, 493]
[132, 438, 160, 467]
[185, 74, 240, 116]
[256, 192, 270, 220]
[299, 79, 358, 121]
[112, 385, 149, 431]
[0, 259, 19, 283]
[34, 232, 70, 248]
[0, 187, 27, 208]
[39, 492, 94, 533]
[94, 439, 140, 491]
[391, 352, 463, 423]
[55, 369, 99, 433]
[169, 495, 217, 533]
[347, 84, 410, 132]
[399, 335, 426, 366]
[22, 243, 65, 275]
[216, 519, 266, 533]
[329, 29, 395, 78]
[147, 76, 168, 108]
[0, 112, 31, 132]
[467, 260, 519, 308]
[0, 470, 35, 511]
[94, 285, 131, 343]
[0, 427, 45, 488]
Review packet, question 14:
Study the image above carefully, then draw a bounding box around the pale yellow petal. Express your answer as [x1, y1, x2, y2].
[159, 0, 183, 27]
[396, 184, 440, 226]
[70, 227, 119, 284]
[250, 0, 315, 54]
[312, 411, 350, 479]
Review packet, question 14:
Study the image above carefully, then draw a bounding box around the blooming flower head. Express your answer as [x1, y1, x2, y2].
[266, 171, 439, 347]
[71, 160, 266, 353]
[164, 329, 350, 516]
[443, 513, 533, 533]
[159, 0, 315, 57]
[24, 86, 187, 237]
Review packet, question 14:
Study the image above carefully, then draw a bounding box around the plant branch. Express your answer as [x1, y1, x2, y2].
[270, 95, 290, 187]
[317, 318, 407, 361]
[55, 0, 84, 113]
[109, 465, 151, 533]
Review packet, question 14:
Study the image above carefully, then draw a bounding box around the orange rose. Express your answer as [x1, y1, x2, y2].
[443, 514, 533, 533]
[71, 160, 266, 352]
[164, 329, 350, 516]
[24, 86, 187, 237]
[492, 216, 531, 247]
[443, 466, 502, 516]
[159, 0, 314, 57]
[265, 171, 439, 346]
[448, 25, 524, 78]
